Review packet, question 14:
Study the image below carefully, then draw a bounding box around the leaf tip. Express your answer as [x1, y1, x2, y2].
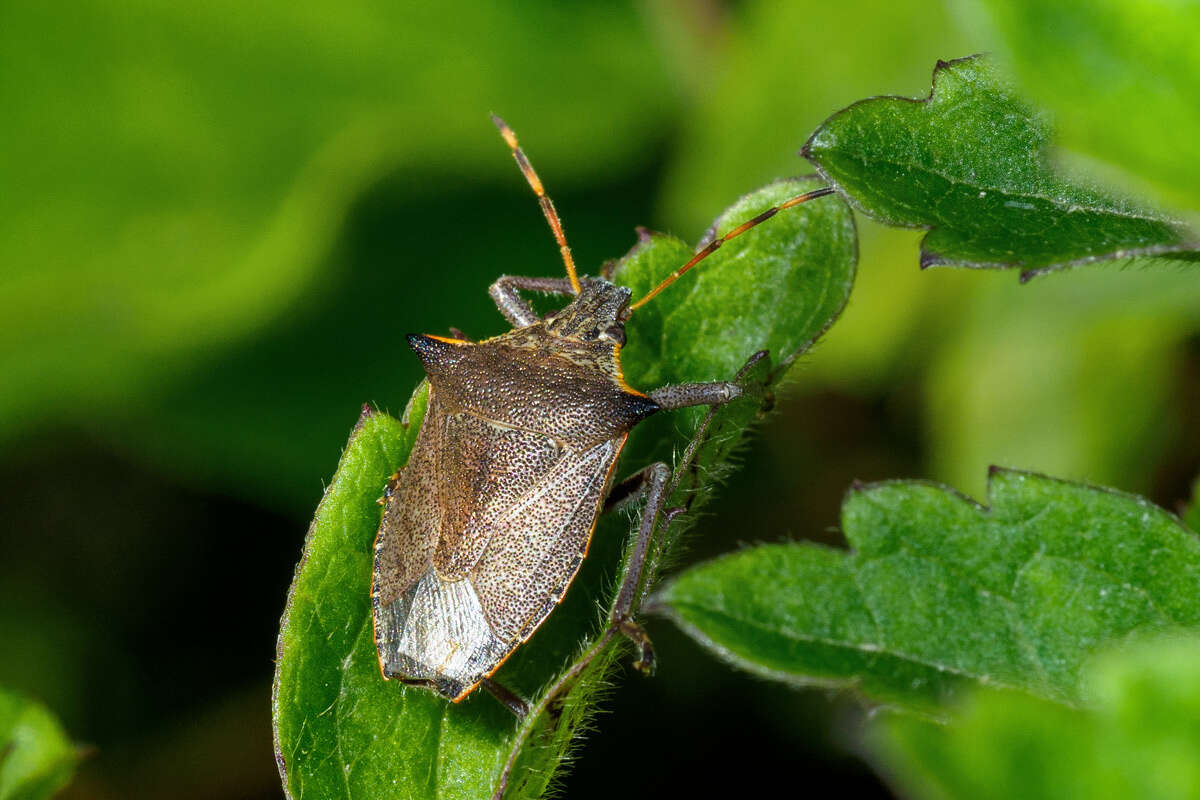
[919, 246, 954, 269]
[931, 53, 988, 81]
[799, 129, 834, 167]
[352, 403, 377, 434]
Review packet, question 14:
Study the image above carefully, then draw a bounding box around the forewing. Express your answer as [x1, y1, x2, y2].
[432, 412, 562, 580]
[373, 394, 444, 608]
[470, 436, 624, 642]
[372, 396, 516, 698]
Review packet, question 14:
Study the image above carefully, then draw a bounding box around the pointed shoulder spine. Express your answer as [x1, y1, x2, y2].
[408, 334, 467, 371]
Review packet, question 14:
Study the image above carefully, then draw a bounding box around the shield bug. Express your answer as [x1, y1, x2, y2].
[371, 115, 832, 713]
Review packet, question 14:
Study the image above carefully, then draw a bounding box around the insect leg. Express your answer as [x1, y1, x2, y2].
[648, 380, 742, 409]
[489, 274, 578, 327]
[481, 677, 530, 718]
[608, 462, 671, 673]
[606, 458, 676, 511]
[608, 379, 745, 669]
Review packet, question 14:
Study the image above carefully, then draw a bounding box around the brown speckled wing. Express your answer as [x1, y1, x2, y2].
[373, 304, 650, 699]
[432, 412, 562, 580]
[372, 391, 515, 699]
[372, 393, 444, 608]
[371, 395, 623, 699]
[469, 435, 623, 642]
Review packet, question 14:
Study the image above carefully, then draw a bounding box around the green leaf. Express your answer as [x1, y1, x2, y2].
[964, 0, 1200, 210]
[653, 468, 1200, 714]
[802, 56, 1200, 277]
[656, 0, 966, 390]
[0, 688, 78, 800]
[873, 636, 1200, 800]
[616, 177, 856, 416]
[1, 0, 678, 443]
[272, 181, 856, 797]
[613, 176, 855, 563]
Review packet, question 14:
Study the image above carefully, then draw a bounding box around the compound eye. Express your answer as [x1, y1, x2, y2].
[600, 324, 626, 346]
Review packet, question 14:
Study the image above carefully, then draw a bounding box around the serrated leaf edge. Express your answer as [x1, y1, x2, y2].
[651, 465, 1199, 715]
[800, 55, 1200, 276]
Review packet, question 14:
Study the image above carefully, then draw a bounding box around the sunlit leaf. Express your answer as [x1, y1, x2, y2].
[617, 178, 856, 425]
[655, 468, 1200, 714]
[965, 0, 1200, 210]
[803, 56, 1200, 277]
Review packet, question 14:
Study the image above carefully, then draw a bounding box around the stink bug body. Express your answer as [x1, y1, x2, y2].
[371, 115, 831, 711]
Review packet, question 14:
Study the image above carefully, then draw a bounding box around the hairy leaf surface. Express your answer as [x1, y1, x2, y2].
[656, 468, 1200, 713]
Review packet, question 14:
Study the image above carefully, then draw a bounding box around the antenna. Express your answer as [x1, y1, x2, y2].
[628, 186, 835, 312]
[491, 114, 581, 294]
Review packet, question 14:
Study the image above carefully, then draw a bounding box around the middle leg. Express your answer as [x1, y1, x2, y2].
[607, 462, 671, 673]
[607, 377, 744, 670]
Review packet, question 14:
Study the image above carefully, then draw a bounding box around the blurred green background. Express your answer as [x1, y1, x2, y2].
[3, 1, 1197, 797]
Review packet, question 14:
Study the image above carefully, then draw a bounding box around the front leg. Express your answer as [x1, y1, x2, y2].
[649, 380, 741, 409]
[488, 274, 577, 327]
